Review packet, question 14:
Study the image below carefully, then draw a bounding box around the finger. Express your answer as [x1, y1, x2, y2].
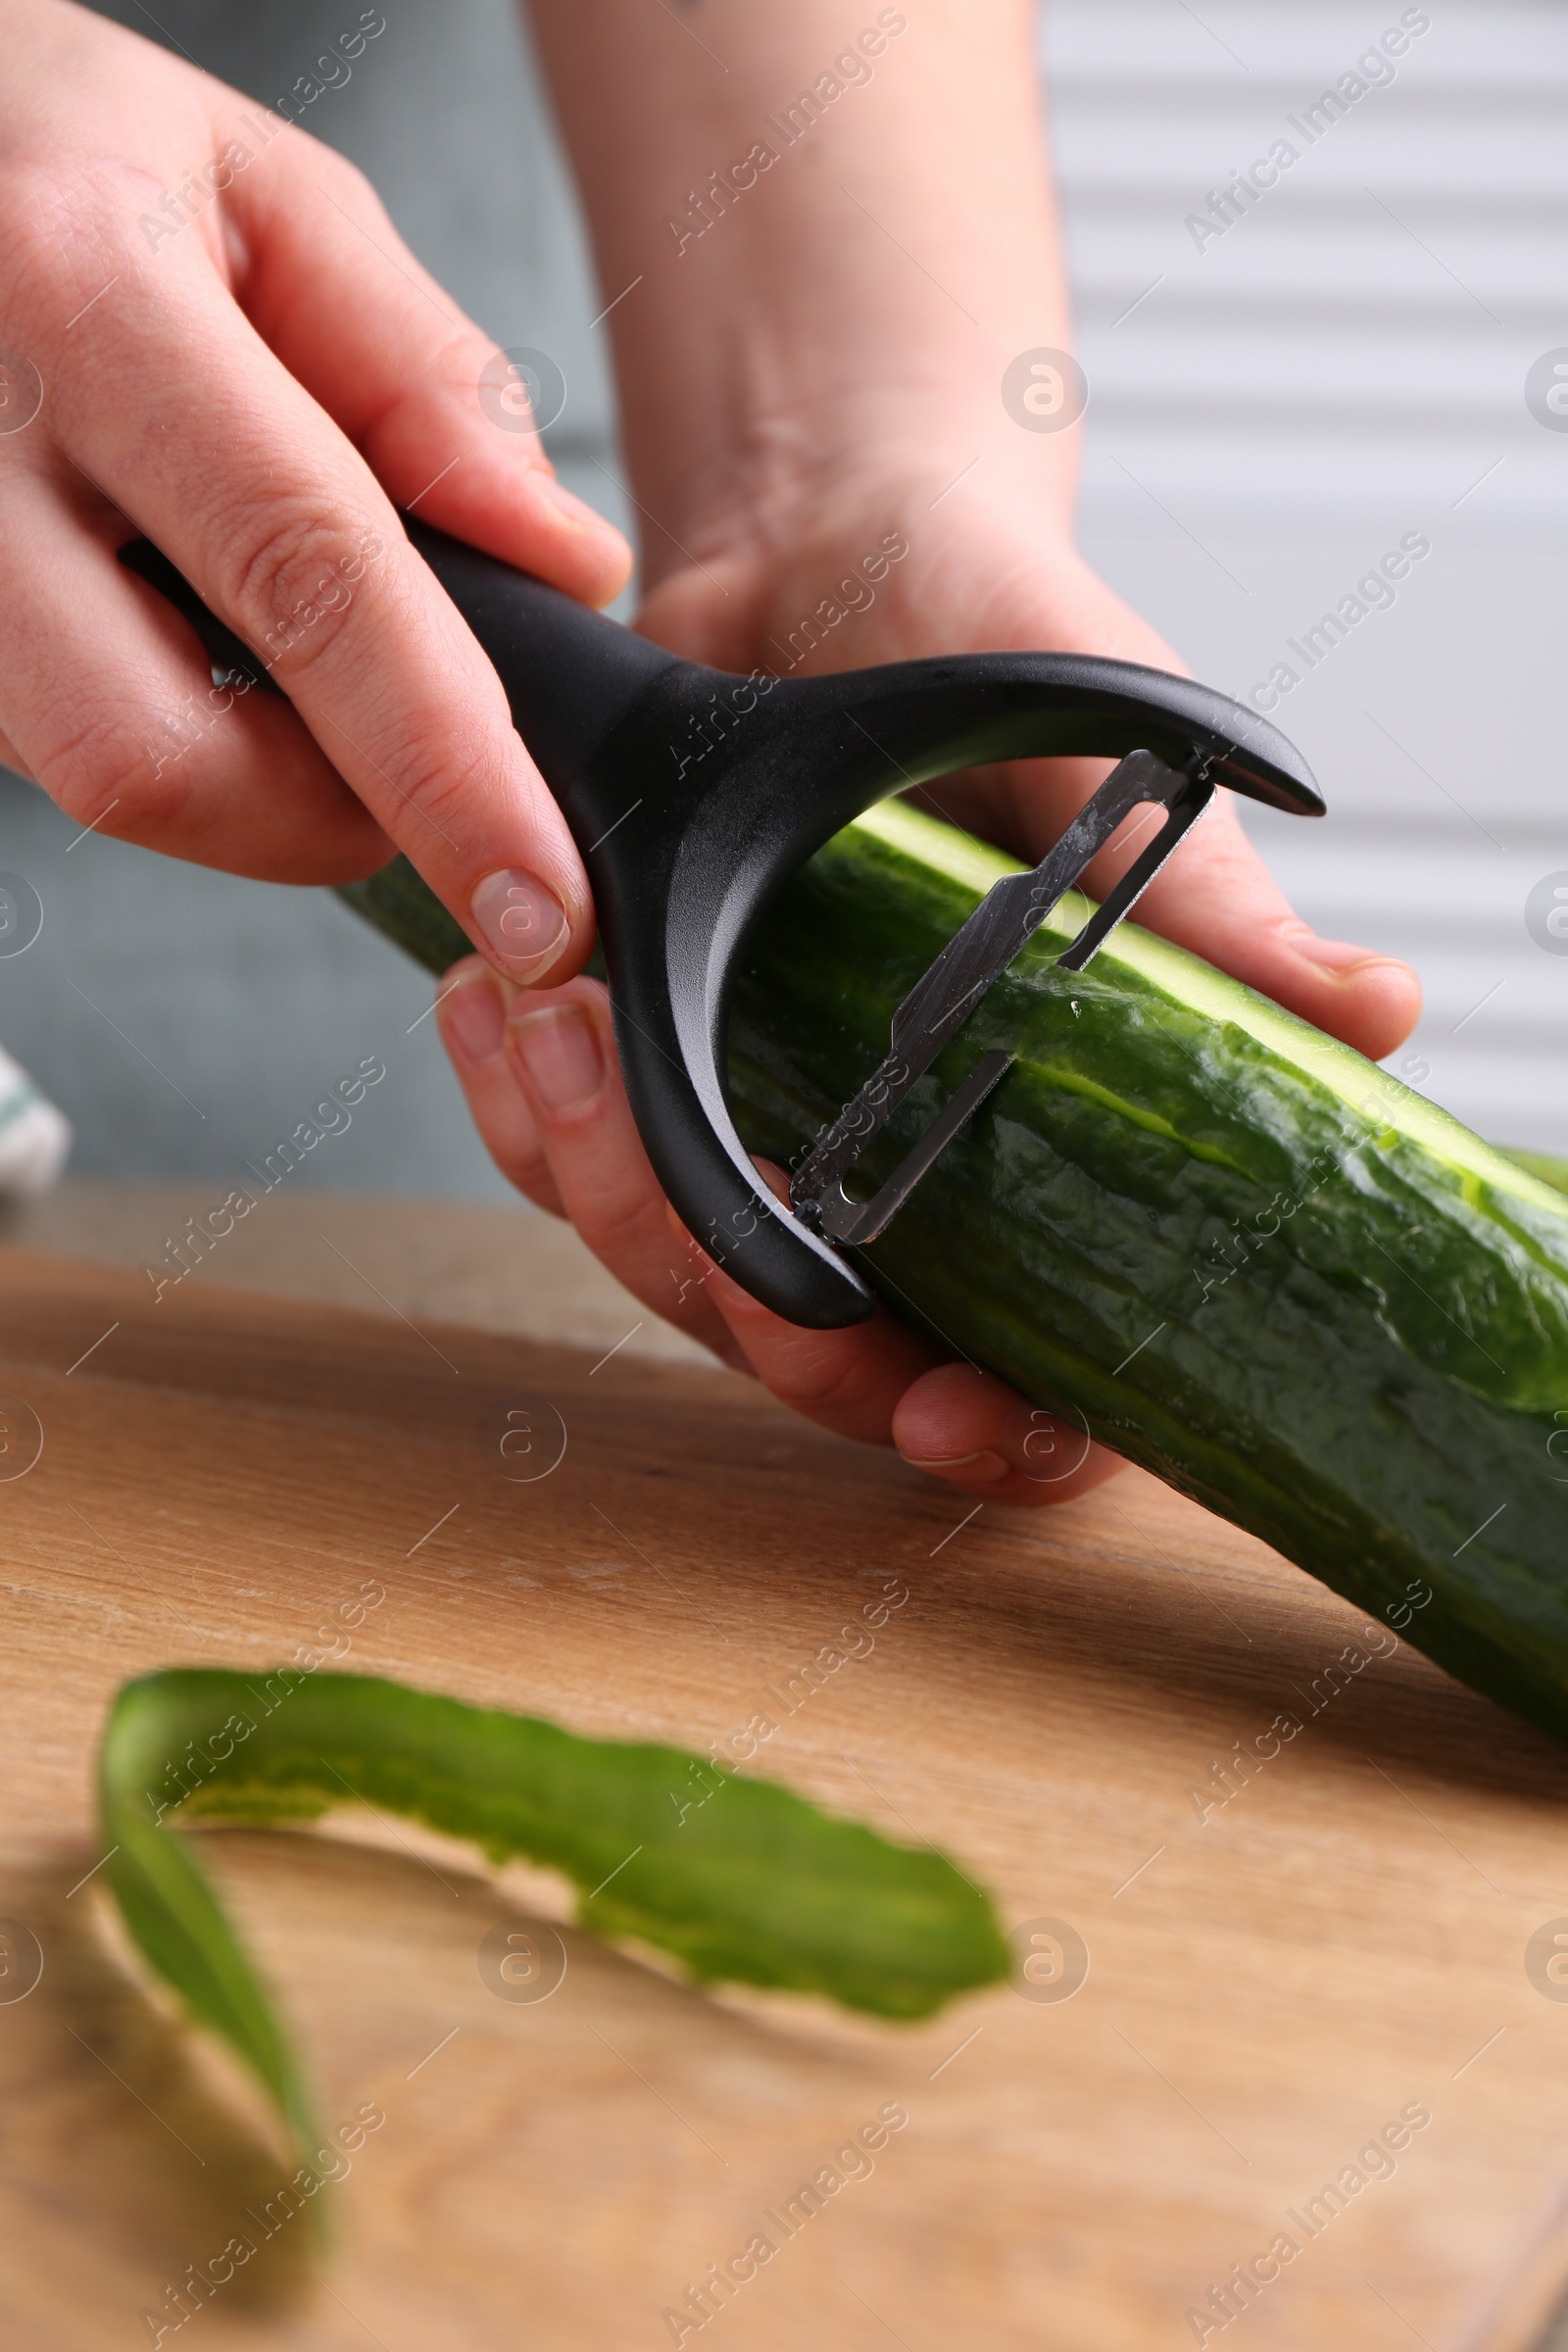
[493, 969, 954, 1416]
[664, 1162, 953, 1448]
[473, 967, 1092, 1488]
[686, 1242, 951, 1446]
[949, 755, 1420, 1067]
[891, 1361, 1120, 1509]
[945, 757, 1419, 1062]
[482, 975, 749, 1366]
[489, 972, 988, 1434]
[435, 958, 564, 1218]
[220, 134, 631, 610]
[688, 1200, 1111, 1492]
[1117, 794, 1422, 1065]
[43, 153, 592, 976]
[0, 457, 390, 881]
[906, 552, 1422, 1063]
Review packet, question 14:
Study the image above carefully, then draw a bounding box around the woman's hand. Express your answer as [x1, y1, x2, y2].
[0, 0, 628, 985]
[441, 464, 1421, 1512]
[639, 462, 1423, 1064]
[439, 957, 1112, 1509]
[463, 0, 1425, 1511]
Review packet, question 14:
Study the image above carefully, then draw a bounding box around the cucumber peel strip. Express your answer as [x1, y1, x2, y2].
[99, 1668, 1007, 2181]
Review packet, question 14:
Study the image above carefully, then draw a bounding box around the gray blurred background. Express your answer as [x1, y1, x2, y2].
[3, 0, 1565, 1200]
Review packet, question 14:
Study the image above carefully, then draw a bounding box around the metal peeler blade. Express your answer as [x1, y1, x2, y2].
[789, 751, 1213, 1246]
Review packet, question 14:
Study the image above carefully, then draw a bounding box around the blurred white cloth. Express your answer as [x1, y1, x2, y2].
[0, 1042, 71, 1195]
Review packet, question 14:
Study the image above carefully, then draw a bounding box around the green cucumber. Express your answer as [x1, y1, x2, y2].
[338, 808, 1568, 1740]
[339, 860, 478, 976]
[1503, 1148, 1568, 1201]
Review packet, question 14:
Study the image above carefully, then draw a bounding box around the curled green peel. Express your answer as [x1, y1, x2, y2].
[99, 1668, 1007, 2168]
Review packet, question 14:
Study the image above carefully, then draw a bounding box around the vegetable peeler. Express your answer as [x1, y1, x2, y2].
[122, 522, 1323, 1332]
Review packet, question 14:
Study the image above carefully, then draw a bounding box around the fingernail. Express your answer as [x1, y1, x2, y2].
[531, 472, 619, 538]
[511, 1004, 604, 1112]
[441, 969, 506, 1062]
[904, 1449, 1011, 1484]
[471, 868, 570, 979]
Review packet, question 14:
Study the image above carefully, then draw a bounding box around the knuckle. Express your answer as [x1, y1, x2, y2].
[431, 321, 512, 397]
[312, 145, 380, 218]
[214, 500, 385, 680]
[35, 699, 190, 835]
[752, 1335, 862, 1418]
[497, 1143, 557, 1204]
[382, 728, 502, 837]
[0, 167, 118, 348]
[0, 163, 91, 270]
[558, 1169, 665, 1264]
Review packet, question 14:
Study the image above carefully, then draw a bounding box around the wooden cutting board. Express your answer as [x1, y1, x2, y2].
[5, 1232, 1568, 2352]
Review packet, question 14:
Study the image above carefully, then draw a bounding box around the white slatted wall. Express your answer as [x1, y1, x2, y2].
[1045, 0, 1568, 1149]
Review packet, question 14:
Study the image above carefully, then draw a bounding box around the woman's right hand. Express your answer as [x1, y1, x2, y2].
[0, 0, 629, 987]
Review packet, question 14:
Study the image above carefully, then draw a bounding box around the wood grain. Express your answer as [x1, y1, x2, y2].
[4, 1235, 1568, 2352]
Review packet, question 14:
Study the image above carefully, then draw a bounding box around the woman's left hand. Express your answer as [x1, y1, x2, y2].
[438, 465, 1419, 1512]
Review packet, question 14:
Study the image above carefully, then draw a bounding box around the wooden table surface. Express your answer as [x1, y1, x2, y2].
[6, 1192, 1568, 2352]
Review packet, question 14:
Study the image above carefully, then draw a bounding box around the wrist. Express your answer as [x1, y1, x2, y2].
[597, 122, 1078, 568]
[529, 0, 1082, 575]
[620, 355, 1084, 590]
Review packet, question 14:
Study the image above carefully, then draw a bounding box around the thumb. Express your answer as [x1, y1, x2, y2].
[1128, 796, 1422, 1064]
[987, 557, 1423, 1064]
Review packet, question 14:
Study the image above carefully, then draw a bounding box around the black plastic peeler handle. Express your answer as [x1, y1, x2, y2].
[121, 520, 1322, 1332]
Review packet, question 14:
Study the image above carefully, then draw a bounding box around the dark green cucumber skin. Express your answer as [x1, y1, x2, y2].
[338, 866, 469, 974]
[339, 849, 1568, 1742]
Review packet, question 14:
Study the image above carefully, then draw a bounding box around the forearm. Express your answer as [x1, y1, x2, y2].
[525, 0, 1075, 564]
